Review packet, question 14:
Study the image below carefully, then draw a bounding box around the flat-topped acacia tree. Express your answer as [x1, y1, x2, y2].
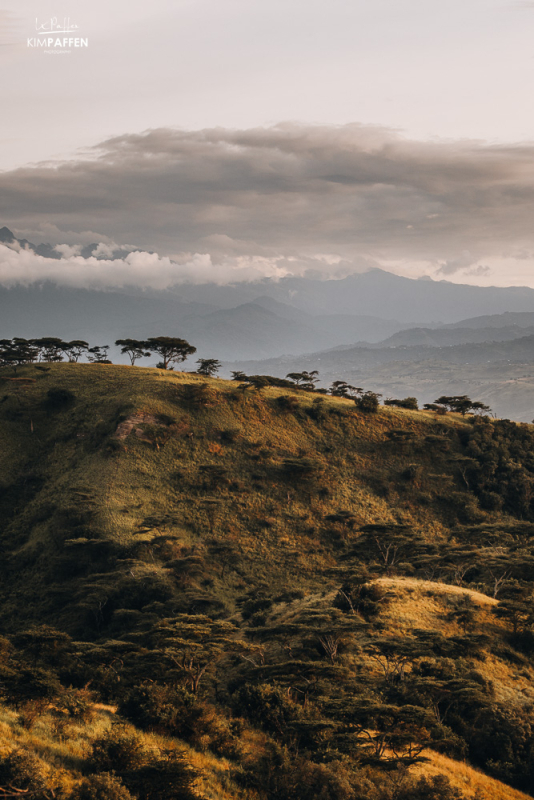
[31, 337, 65, 363]
[146, 337, 196, 370]
[62, 340, 89, 362]
[115, 339, 152, 366]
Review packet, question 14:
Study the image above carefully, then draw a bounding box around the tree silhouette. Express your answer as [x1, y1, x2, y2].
[145, 337, 196, 370]
[196, 359, 221, 377]
[115, 339, 151, 366]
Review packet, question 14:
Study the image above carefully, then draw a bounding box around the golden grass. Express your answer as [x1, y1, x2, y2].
[376, 576, 498, 606]
[372, 576, 534, 705]
[414, 750, 532, 800]
[0, 701, 246, 800]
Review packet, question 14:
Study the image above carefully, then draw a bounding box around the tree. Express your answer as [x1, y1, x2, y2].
[286, 371, 319, 390]
[444, 595, 478, 633]
[435, 395, 490, 416]
[493, 598, 534, 634]
[31, 337, 62, 362]
[115, 339, 151, 366]
[144, 616, 243, 694]
[384, 397, 418, 410]
[329, 381, 363, 398]
[332, 699, 435, 764]
[87, 345, 111, 363]
[354, 391, 381, 413]
[145, 337, 196, 370]
[31, 337, 65, 363]
[0, 338, 38, 371]
[353, 523, 415, 571]
[62, 340, 89, 362]
[196, 358, 221, 377]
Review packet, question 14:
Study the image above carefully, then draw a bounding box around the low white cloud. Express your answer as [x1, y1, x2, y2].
[54, 243, 82, 258]
[90, 242, 120, 259]
[0, 243, 373, 289]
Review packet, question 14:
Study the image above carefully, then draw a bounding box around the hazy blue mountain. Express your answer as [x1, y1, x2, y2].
[442, 311, 534, 329]
[0, 285, 408, 360]
[360, 325, 534, 348]
[0, 284, 215, 344]
[224, 333, 534, 421]
[173, 269, 534, 321]
[251, 295, 412, 342]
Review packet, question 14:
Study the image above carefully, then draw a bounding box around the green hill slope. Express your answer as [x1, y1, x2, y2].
[1, 364, 534, 800]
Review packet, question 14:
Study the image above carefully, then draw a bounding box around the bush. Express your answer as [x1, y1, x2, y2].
[384, 397, 418, 410]
[90, 726, 150, 773]
[281, 457, 323, 482]
[120, 683, 197, 737]
[44, 387, 76, 410]
[276, 395, 300, 412]
[387, 773, 467, 800]
[387, 429, 416, 443]
[70, 773, 134, 800]
[124, 749, 200, 800]
[0, 749, 49, 796]
[180, 383, 217, 409]
[355, 392, 381, 413]
[219, 428, 240, 443]
[120, 683, 236, 756]
[401, 464, 423, 483]
[233, 684, 306, 741]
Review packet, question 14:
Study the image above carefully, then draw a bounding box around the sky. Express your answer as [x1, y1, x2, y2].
[1, 0, 534, 288]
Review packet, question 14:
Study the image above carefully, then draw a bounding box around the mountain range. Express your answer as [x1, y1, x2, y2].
[2, 225, 534, 418]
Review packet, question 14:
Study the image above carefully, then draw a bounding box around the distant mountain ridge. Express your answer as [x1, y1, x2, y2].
[171, 269, 534, 322]
[225, 331, 534, 421]
[356, 324, 534, 349]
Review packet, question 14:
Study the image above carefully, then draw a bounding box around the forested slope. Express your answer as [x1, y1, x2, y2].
[0, 364, 533, 800]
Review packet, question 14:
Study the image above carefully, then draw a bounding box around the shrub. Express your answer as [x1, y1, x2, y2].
[119, 684, 236, 756]
[355, 392, 381, 413]
[219, 428, 240, 443]
[180, 383, 217, 408]
[44, 387, 76, 410]
[0, 749, 49, 796]
[386, 430, 416, 443]
[232, 684, 306, 741]
[281, 457, 323, 482]
[125, 749, 200, 800]
[401, 464, 423, 483]
[384, 397, 418, 410]
[70, 773, 134, 800]
[120, 683, 197, 737]
[90, 726, 151, 773]
[276, 395, 300, 412]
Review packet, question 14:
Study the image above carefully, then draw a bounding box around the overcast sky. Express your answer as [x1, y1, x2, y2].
[1, 0, 534, 287]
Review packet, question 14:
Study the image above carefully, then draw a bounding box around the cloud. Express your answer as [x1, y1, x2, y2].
[1, 122, 534, 286]
[0, 243, 372, 289]
[436, 251, 475, 276]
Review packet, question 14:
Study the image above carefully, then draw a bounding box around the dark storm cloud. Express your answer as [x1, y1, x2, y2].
[1, 123, 534, 285]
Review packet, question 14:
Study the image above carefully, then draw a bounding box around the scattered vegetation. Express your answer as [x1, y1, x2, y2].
[0, 359, 530, 800]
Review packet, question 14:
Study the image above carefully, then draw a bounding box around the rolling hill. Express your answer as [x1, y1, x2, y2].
[0, 363, 534, 799]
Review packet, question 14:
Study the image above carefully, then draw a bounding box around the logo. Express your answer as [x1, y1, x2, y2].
[27, 17, 88, 54]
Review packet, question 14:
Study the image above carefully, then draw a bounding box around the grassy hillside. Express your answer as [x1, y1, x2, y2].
[1, 363, 534, 800]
